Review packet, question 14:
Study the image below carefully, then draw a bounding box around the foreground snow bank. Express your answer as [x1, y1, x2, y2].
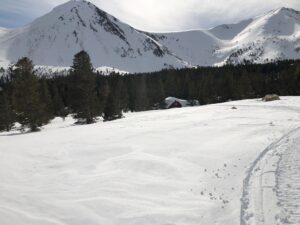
[0, 97, 299, 225]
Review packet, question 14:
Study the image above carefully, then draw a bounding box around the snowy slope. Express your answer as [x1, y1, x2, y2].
[222, 8, 300, 65]
[150, 30, 224, 67]
[0, 97, 299, 225]
[209, 19, 253, 40]
[33, 65, 129, 77]
[0, 1, 300, 72]
[144, 7, 300, 68]
[0, 0, 188, 73]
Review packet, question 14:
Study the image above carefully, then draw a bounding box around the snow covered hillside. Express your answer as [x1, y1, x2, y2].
[0, 0, 189, 73]
[0, 97, 299, 225]
[0, 1, 300, 72]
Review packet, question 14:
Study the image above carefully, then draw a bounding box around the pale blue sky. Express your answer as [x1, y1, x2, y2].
[0, 0, 299, 31]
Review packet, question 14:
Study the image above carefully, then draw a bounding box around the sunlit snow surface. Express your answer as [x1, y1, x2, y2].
[0, 97, 299, 225]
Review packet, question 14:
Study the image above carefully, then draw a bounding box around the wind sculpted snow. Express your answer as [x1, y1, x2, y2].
[0, 97, 299, 225]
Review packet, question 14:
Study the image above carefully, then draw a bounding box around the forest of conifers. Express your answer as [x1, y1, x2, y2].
[0, 50, 300, 132]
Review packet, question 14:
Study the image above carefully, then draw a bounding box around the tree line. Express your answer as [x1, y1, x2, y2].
[1, 50, 300, 132]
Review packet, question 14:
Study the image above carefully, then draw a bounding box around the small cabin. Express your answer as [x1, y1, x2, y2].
[165, 97, 199, 109]
[169, 100, 183, 108]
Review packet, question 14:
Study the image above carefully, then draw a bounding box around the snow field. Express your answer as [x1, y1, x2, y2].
[0, 97, 299, 225]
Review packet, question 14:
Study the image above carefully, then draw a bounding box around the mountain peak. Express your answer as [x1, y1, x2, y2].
[275, 7, 299, 13]
[59, 0, 91, 6]
[0, 3, 299, 72]
[68, 0, 87, 2]
[50, 0, 107, 20]
[30, 0, 126, 41]
[268, 6, 300, 18]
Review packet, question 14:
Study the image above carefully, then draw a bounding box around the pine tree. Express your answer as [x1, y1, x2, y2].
[147, 75, 165, 109]
[96, 74, 109, 115]
[103, 74, 123, 121]
[103, 91, 120, 121]
[39, 78, 54, 123]
[0, 89, 14, 132]
[11, 58, 47, 132]
[69, 51, 99, 124]
[238, 71, 254, 99]
[134, 75, 148, 111]
[52, 84, 68, 120]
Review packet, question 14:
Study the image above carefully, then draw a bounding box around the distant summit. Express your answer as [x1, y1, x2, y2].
[0, 1, 299, 72]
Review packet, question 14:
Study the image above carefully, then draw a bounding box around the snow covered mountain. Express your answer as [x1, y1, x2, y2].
[0, 0, 189, 73]
[0, 1, 299, 73]
[153, 7, 300, 67]
[222, 8, 300, 65]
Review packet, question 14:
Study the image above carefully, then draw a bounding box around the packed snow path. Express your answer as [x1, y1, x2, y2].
[277, 130, 300, 224]
[0, 97, 300, 225]
[241, 128, 300, 225]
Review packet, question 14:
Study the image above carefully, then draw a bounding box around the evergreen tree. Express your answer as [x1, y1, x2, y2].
[69, 51, 99, 124]
[134, 75, 148, 111]
[147, 75, 165, 109]
[39, 78, 54, 122]
[0, 89, 14, 131]
[96, 74, 109, 115]
[238, 71, 254, 99]
[103, 91, 122, 121]
[11, 58, 299, 120]
[199, 72, 215, 104]
[51, 84, 68, 120]
[118, 76, 129, 112]
[11, 58, 47, 132]
[103, 74, 123, 121]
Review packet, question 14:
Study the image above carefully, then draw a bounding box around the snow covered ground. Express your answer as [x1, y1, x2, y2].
[241, 125, 300, 225]
[0, 97, 299, 225]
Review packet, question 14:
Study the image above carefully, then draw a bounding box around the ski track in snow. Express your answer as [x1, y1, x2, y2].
[241, 127, 300, 225]
[276, 131, 300, 224]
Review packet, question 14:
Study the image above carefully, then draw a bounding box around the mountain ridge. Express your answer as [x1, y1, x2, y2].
[0, 1, 299, 73]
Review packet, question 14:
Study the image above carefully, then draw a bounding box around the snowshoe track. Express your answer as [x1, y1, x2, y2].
[241, 127, 300, 225]
[276, 136, 300, 224]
